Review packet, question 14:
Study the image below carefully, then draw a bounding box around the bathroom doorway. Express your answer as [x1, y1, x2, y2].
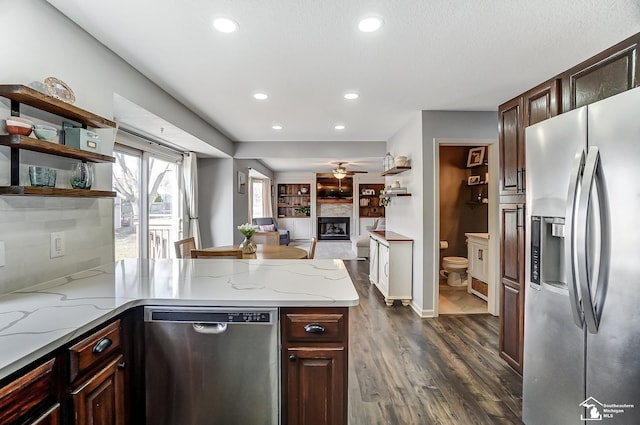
[433, 139, 499, 316]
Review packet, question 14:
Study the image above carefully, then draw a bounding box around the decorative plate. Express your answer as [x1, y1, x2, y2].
[44, 77, 76, 104]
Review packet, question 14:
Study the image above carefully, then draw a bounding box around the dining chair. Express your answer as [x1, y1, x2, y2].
[252, 231, 279, 245]
[308, 237, 317, 259]
[191, 249, 243, 259]
[174, 237, 196, 258]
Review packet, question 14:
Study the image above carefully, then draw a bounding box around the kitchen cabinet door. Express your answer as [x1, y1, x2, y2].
[30, 404, 60, 425]
[285, 347, 346, 425]
[498, 97, 524, 197]
[498, 203, 525, 374]
[369, 237, 379, 284]
[562, 33, 640, 111]
[72, 355, 125, 425]
[377, 242, 390, 297]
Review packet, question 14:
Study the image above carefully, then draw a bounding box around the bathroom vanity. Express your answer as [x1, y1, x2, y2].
[0, 259, 358, 425]
[465, 233, 490, 300]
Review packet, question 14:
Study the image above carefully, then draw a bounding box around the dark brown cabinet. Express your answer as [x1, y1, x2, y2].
[562, 33, 640, 112]
[499, 79, 559, 198]
[32, 404, 61, 425]
[68, 320, 126, 425]
[498, 33, 640, 376]
[71, 355, 125, 425]
[498, 203, 525, 374]
[281, 307, 349, 425]
[498, 97, 524, 197]
[498, 79, 559, 374]
[0, 358, 58, 425]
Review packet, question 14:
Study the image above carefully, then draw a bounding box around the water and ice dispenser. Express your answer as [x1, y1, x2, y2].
[530, 216, 566, 291]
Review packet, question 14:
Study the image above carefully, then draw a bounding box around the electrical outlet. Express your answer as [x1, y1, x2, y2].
[50, 232, 65, 258]
[0, 241, 5, 267]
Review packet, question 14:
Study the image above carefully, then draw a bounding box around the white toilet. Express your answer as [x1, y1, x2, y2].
[441, 256, 469, 287]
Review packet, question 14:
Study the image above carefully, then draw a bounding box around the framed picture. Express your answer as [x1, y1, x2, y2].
[467, 146, 485, 167]
[468, 175, 481, 185]
[237, 171, 247, 194]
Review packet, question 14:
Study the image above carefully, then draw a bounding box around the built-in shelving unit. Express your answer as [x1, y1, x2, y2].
[277, 183, 311, 217]
[0, 84, 117, 198]
[359, 183, 385, 218]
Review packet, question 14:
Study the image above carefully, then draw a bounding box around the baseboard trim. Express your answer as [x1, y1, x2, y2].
[410, 303, 435, 318]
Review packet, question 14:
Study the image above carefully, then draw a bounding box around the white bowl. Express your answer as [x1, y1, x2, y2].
[394, 156, 408, 166]
[6, 119, 33, 128]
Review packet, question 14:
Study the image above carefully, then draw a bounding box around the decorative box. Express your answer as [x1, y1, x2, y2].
[64, 128, 102, 153]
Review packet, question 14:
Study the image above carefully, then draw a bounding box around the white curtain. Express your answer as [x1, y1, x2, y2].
[247, 176, 254, 222]
[263, 179, 273, 217]
[182, 152, 201, 247]
[248, 177, 273, 220]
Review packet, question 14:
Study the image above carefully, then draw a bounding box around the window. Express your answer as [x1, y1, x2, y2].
[113, 137, 183, 260]
[252, 179, 265, 218]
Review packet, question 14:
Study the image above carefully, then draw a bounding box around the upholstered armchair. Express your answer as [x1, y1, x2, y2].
[252, 217, 290, 245]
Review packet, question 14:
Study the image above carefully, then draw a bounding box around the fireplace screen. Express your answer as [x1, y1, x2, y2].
[318, 217, 350, 241]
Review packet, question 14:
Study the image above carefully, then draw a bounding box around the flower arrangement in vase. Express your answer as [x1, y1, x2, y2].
[237, 223, 257, 253]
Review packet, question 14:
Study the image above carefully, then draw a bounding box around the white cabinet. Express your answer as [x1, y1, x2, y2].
[465, 233, 489, 300]
[368, 231, 413, 307]
[278, 217, 313, 240]
[369, 236, 379, 284]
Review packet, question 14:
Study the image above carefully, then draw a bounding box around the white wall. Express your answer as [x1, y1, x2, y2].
[386, 112, 425, 314]
[420, 111, 498, 315]
[0, 0, 232, 293]
[233, 159, 274, 245]
[384, 111, 498, 317]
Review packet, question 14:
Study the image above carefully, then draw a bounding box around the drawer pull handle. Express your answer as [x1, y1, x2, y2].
[304, 323, 326, 334]
[92, 337, 112, 354]
[289, 355, 297, 362]
[117, 361, 126, 370]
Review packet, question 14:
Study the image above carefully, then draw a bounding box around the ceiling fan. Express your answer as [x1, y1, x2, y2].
[331, 162, 368, 180]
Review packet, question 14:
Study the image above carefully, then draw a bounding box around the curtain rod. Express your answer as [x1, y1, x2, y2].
[118, 127, 189, 155]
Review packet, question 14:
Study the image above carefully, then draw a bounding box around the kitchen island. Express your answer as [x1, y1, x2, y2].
[0, 258, 359, 425]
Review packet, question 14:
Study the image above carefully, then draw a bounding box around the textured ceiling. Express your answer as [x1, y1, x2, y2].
[46, 0, 640, 171]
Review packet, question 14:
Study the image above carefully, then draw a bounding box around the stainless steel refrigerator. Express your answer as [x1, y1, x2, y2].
[523, 86, 640, 424]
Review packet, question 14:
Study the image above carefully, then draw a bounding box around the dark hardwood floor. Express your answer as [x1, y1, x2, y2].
[343, 260, 523, 425]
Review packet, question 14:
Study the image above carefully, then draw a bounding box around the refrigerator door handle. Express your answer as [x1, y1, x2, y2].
[564, 147, 586, 328]
[576, 146, 609, 334]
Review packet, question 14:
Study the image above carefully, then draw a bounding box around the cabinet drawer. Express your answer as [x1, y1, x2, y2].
[0, 358, 55, 424]
[283, 312, 346, 343]
[69, 320, 121, 382]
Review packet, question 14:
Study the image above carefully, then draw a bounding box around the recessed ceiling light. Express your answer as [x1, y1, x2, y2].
[358, 17, 383, 33]
[213, 17, 239, 33]
[334, 124, 346, 130]
[344, 92, 359, 100]
[253, 93, 268, 100]
[272, 125, 283, 130]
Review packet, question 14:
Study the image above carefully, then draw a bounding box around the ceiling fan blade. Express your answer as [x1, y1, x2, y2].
[346, 170, 368, 174]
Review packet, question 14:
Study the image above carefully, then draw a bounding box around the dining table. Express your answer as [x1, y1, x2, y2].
[203, 244, 308, 259]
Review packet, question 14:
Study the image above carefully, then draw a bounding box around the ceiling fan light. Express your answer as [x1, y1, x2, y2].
[332, 168, 347, 179]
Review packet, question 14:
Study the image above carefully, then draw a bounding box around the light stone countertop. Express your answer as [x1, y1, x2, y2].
[0, 258, 359, 381]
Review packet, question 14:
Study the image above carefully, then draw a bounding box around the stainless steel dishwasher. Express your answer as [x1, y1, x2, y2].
[144, 306, 279, 425]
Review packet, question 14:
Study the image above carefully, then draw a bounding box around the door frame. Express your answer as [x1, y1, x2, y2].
[433, 138, 499, 316]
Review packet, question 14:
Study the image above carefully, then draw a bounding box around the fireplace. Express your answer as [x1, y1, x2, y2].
[317, 217, 350, 241]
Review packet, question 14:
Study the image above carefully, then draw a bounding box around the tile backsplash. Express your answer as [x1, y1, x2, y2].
[0, 196, 113, 295]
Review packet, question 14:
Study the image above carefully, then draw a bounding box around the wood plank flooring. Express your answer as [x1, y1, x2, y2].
[343, 260, 523, 425]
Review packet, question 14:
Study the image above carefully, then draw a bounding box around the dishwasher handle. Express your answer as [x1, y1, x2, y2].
[192, 323, 228, 334]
